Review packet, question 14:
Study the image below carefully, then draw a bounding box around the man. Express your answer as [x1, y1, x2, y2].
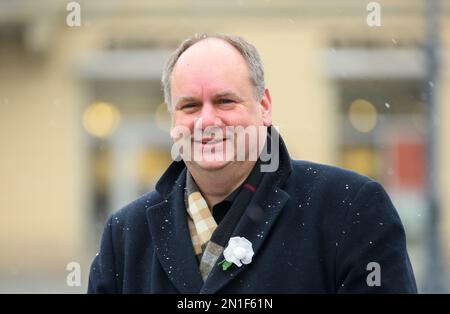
[88, 33, 417, 293]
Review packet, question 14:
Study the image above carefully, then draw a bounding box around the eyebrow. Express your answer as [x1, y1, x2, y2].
[174, 91, 243, 107]
[214, 91, 242, 100]
[175, 96, 198, 107]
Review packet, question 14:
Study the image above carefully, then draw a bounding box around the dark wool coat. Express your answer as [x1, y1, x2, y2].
[88, 135, 417, 294]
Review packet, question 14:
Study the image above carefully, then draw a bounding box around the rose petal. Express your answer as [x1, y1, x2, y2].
[224, 247, 242, 267]
[223, 236, 254, 268]
[241, 255, 252, 265]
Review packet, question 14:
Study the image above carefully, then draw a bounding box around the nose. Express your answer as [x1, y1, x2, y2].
[194, 102, 223, 129]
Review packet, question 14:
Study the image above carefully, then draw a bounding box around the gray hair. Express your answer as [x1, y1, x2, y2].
[161, 33, 265, 111]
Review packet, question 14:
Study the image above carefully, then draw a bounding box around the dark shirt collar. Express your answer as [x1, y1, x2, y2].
[223, 184, 241, 203]
[211, 162, 259, 224]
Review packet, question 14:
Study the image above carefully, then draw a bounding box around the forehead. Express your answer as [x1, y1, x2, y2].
[171, 38, 251, 96]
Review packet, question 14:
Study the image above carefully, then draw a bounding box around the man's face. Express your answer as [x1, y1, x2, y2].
[170, 38, 272, 171]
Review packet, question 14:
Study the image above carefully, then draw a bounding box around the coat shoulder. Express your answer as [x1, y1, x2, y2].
[286, 159, 386, 213]
[112, 190, 163, 223]
[289, 159, 374, 187]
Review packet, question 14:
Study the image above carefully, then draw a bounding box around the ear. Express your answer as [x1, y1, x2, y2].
[259, 88, 272, 126]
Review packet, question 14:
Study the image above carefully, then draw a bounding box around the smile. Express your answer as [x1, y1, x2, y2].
[194, 138, 226, 145]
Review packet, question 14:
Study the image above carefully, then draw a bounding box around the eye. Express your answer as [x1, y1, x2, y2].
[218, 99, 235, 104]
[181, 103, 198, 110]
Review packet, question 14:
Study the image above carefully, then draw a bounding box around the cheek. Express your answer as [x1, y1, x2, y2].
[170, 115, 195, 141]
[172, 113, 194, 128]
[238, 106, 265, 125]
[223, 107, 259, 125]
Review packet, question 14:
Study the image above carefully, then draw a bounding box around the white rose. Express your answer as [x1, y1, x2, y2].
[223, 236, 254, 267]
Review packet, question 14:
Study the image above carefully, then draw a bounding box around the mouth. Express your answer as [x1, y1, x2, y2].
[194, 138, 227, 145]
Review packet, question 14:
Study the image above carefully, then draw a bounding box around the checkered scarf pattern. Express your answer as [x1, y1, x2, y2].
[184, 171, 218, 258]
[185, 171, 231, 282]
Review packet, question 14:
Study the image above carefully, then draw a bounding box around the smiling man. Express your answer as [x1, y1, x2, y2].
[168, 36, 272, 210]
[88, 33, 417, 293]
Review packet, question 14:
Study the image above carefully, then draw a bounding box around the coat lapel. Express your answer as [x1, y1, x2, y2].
[200, 166, 291, 294]
[146, 165, 204, 293]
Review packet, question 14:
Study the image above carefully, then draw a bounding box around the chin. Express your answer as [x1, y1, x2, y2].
[192, 159, 232, 171]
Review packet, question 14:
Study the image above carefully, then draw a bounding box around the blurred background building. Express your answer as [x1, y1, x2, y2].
[0, 0, 449, 293]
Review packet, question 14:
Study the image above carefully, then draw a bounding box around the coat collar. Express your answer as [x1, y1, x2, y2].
[146, 127, 293, 293]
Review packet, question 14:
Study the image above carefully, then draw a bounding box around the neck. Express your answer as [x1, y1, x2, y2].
[186, 161, 256, 209]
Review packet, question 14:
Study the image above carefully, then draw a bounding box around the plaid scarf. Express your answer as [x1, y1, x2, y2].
[184, 159, 264, 282]
[184, 172, 218, 258]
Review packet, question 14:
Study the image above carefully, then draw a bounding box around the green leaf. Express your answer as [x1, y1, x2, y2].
[221, 261, 233, 271]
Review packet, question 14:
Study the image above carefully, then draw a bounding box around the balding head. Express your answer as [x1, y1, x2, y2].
[161, 33, 265, 111]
